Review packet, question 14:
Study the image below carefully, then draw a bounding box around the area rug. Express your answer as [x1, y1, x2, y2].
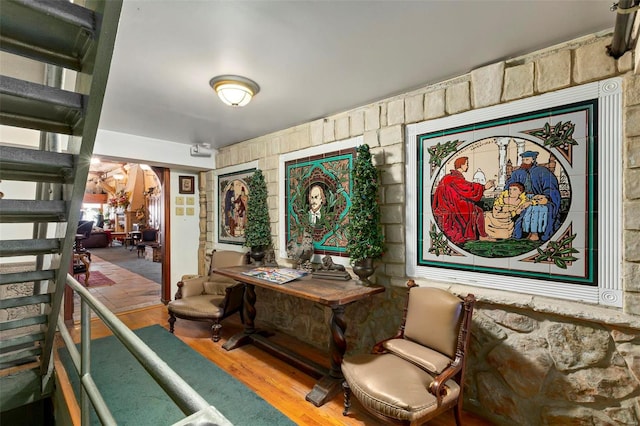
[88, 246, 161, 284]
[77, 270, 114, 287]
[58, 325, 295, 425]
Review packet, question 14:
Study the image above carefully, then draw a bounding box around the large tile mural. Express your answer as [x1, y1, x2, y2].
[416, 100, 597, 285]
[284, 148, 356, 257]
[217, 168, 255, 245]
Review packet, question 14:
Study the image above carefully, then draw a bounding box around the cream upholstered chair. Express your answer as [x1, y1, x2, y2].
[341, 281, 475, 426]
[168, 250, 247, 342]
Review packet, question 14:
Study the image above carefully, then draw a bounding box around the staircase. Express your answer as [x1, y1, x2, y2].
[0, 0, 122, 412]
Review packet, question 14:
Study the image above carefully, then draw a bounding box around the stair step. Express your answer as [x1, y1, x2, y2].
[0, 294, 51, 310]
[0, 239, 62, 257]
[0, 347, 42, 370]
[0, 0, 94, 71]
[0, 146, 75, 183]
[0, 332, 45, 353]
[0, 315, 48, 332]
[0, 75, 85, 135]
[0, 270, 57, 286]
[0, 200, 68, 223]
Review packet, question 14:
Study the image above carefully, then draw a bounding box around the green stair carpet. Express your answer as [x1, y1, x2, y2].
[58, 325, 295, 425]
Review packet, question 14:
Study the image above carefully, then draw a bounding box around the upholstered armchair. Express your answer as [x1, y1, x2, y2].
[341, 281, 475, 426]
[167, 250, 248, 342]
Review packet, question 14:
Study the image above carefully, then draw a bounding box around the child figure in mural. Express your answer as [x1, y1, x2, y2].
[432, 156, 496, 244]
[504, 150, 561, 242]
[484, 182, 529, 239]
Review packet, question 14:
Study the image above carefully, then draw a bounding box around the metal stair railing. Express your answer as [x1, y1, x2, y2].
[59, 274, 232, 426]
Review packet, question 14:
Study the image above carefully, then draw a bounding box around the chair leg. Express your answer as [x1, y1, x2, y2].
[454, 401, 463, 426]
[168, 313, 176, 333]
[211, 321, 222, 342]
[342, 381, 351, 416]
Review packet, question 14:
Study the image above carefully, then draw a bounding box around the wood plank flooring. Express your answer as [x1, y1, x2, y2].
[61, 305, 494, 426]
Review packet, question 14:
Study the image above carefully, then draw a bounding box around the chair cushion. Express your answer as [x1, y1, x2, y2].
[342, 353, 460, 423]
[167, 295, 224, 318]
[179, 277, 206, 298]
[203, 280, 234, 295]
[382, 338, 452, 375]
[205, 273, 237, 286]
[404, 287, 462, 359]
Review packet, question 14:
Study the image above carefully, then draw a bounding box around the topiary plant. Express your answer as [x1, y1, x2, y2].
[345, 144, 384, 263]
[244, 169, 272, 249]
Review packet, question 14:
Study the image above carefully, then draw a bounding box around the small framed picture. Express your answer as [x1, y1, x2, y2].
[179, 176, 194, 194]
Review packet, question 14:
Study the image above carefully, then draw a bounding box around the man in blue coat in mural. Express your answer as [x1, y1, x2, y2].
[505, 150, 561, 242]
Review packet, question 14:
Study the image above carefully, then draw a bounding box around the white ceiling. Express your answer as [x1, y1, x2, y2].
[98, 1, 616, 151]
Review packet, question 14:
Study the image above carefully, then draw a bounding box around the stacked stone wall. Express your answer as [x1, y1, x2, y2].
[210, 33, 640, 424]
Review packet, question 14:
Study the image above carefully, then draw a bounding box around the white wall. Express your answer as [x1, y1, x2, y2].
[168, 170, 200, 297]
[95, 129, 215, 171]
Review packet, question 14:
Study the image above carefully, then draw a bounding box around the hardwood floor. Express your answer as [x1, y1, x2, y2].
[61, 305, 494, 426]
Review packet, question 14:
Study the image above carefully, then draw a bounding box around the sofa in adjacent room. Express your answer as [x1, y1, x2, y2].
[82, 230, 111, 248]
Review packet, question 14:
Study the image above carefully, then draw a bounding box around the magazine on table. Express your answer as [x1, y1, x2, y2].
[242, 267, 308, 284]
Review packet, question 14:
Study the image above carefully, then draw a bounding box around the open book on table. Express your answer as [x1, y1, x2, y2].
[242, 267, 308, 284]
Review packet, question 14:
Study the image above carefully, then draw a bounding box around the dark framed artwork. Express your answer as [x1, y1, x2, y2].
[178, 176, 194, 194]
[406, 78, 623, 306]
[217, 168, 255, 245]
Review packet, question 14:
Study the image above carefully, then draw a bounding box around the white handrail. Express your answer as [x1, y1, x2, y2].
[58, 274, 233, 426]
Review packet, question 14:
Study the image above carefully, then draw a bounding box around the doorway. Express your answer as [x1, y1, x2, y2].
[65, 159, 169, 321]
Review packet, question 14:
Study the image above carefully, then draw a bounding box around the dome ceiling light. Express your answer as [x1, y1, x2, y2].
[209, 75, 260, 107]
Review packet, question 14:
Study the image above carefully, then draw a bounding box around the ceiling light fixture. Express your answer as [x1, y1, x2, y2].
[209, 75, 260, 107]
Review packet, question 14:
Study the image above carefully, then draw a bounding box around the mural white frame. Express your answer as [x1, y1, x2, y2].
[406, 78, 622, 307]
[278, 136, 362, 267]
[213, 161, 258, 251]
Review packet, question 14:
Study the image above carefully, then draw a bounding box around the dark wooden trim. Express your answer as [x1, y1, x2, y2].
[158, 167, 171, 304]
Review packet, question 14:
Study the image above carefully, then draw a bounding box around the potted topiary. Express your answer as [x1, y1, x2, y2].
[244, 169, 272, 265]
[345, 144, 384, 284]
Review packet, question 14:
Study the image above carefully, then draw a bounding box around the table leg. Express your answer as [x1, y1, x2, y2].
[305, 305, 347, 406]
[222, 283, 257, 350]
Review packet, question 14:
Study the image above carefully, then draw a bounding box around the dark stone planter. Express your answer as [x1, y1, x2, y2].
[353, 258, 375, 285]
[250, 246, 266, 266]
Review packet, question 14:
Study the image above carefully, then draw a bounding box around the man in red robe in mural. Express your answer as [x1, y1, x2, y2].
[432, 156, 496, 244]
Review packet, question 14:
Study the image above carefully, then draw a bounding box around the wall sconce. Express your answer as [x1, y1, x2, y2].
[209, 75, 260, 107]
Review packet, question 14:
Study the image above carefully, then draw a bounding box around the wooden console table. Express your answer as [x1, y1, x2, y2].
[212, 265, 385, 407]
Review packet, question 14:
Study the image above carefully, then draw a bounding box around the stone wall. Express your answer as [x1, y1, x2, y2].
[209, 33, 640, 425]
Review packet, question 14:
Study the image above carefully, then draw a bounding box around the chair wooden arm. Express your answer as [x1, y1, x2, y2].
[428, 358, 463, 406]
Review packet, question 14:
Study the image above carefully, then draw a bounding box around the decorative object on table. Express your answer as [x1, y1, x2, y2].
[178, 175, 195, 194]
[286, 231, 314, 271]
[241, 267, 308, 285]
[345, 144, 384, 284]
[312, 255, 351, 280]
[244, 169, 272, 266]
